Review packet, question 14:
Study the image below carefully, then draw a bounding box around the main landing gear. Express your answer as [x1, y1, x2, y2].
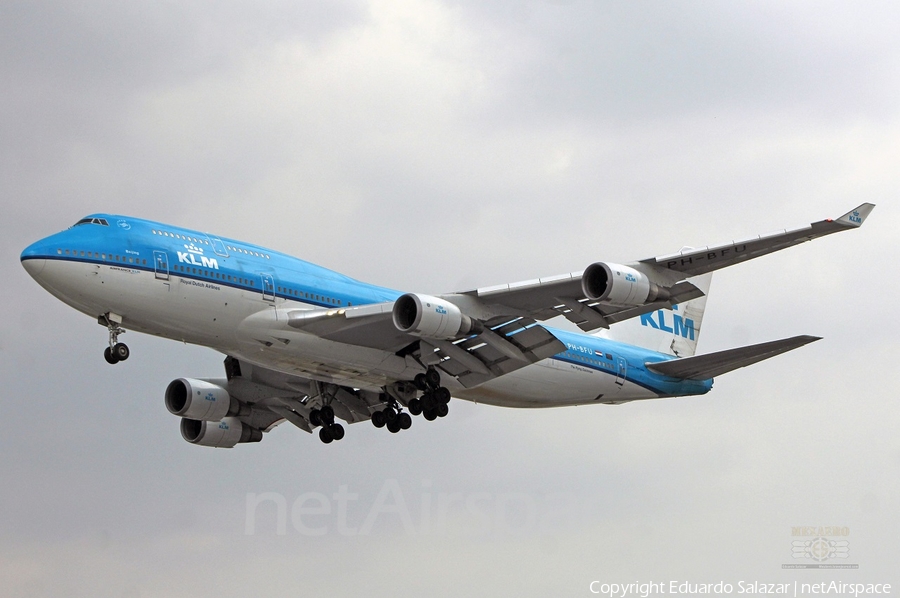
[410, 369, 451, 421]
[370, 368, 451, 434]
[309, 405, 345, 444]
[100, 313, 130, 365]
[371, 399, 413, 434]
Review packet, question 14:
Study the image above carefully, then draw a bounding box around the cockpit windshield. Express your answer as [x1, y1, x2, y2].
[73, 217, 110, 227]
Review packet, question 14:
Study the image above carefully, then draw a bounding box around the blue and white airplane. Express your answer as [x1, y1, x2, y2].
[21, 204, 874, 446]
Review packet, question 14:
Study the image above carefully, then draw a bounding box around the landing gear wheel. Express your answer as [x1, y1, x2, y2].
[371, 411, 386, 428]
[435, 387, 451, 404]
[103, 346, 119, 364]
[436, 403, 449, 418]
[408, 398, 423, 416]
[113, 343, 130, 361]
[398, 412, 412, 430]
[413, 373, 428, 391]
[309, 409, 322, 427]
[319, 427, 334, 444]
[423, 408, 438, 421]
[425, 368, 441, 389]
[387, 419, 401, 433]
[383, 408, 398, 424]
[329, 423, 345, 441]
[319, 405, 335, 424]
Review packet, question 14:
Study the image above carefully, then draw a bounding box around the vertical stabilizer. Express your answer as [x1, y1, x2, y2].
[598, 273, 712, 357]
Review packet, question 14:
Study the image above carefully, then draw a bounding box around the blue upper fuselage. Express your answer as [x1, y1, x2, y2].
[21, 214, 713, 398]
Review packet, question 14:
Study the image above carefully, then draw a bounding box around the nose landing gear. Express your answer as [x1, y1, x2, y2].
[99, 313, 129, 365]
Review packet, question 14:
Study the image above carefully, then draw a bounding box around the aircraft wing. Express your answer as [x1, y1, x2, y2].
[217, 356, 386, 434]
[638, 203, 875, 276]
[453, 203, 874, 332]
[285, 305, 566, 388]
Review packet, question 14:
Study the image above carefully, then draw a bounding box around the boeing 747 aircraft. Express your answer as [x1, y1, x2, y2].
[21, 204, 873, 446]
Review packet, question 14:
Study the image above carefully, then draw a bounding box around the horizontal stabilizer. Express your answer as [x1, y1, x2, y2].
[645, 335, 821, 380]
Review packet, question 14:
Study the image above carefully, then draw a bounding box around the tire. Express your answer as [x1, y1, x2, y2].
[113, 343, 130, 361]
[425, 368, 441, 389]
[408, 398, 422, 416]
[103, 346, 119, 364]
[319, 427, 333, 444]
[398, 412, 412, 430]
[330, 423, 345, 440]
[422, 392, 436, 411]
[371, 411, 385, 428]
[423, 408, 437, 421]
[435, 387, 451, 404]
[320, 405, 334, 424]
[309, 409, 322, 427]
[436, 403, 449, 418]
[383, 408, 398, 424]
[413, 373, 428, 391]
[387, 420, 401, 433]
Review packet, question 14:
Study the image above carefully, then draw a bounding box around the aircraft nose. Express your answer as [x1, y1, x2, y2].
[21, 241, 48, 278]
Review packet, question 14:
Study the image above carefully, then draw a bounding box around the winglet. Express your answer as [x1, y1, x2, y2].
[835, 203, 875, 228]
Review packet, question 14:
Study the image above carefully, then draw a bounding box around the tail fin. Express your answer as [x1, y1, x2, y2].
[598, 273, 712, 357]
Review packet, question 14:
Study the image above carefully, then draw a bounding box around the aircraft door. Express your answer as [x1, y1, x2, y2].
[615, 356, 627, 387]
[261, 274, 275, 302]
[207, 235, 229, 257]
[153, 251, 169, 280]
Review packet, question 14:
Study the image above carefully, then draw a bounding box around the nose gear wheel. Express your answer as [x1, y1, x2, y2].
[100, 313, 129, 365]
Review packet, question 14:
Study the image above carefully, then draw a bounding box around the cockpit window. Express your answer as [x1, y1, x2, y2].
[73, 218, 110, 227]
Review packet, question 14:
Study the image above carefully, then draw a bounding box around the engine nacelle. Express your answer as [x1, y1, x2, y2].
[581, 262, 670, 306]
[392, 293, 481, 340]
[180, 417, 262, 448]
[165, 378, 248, 422]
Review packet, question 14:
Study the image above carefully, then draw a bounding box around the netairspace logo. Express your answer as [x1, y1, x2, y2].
[245, 480, 575, 538]
[587, 581, 892, 597]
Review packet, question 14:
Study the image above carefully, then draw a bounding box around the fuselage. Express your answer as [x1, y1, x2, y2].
[20, 214, 712, 407]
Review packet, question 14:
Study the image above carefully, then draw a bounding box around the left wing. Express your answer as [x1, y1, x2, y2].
[219, 356, 384, 434]
[286, 305, 565, 388]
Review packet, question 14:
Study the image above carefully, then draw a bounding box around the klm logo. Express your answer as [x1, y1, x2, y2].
[435, 305, 448, 315]
[177, 248, 219, 270]
[625, 273, 637, 282]
[204, 392, 216, 402]
[640, 308, 695, 340]
[849, 210, 862, 224]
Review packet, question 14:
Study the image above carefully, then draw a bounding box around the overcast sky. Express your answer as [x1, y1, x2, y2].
[2, 1, 898, 596]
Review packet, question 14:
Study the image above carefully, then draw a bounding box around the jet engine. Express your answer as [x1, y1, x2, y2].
[165, 378, 249, 422]
[392, 293, 481, 340]
[180, 417, 262, 448]
[581, 262, 670, 306]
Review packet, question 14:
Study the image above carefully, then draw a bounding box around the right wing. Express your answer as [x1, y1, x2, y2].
[451, 203, 874, 331]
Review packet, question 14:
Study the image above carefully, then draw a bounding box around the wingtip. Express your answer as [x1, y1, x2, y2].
[835, 203, 875, 227]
